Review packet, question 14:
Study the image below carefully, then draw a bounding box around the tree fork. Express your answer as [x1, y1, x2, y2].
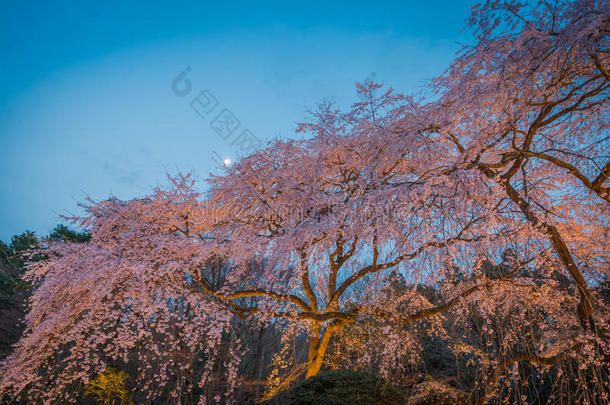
[305, 320, 346, 378]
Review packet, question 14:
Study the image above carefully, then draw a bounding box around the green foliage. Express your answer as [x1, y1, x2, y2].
[8, 231, 41, 268]
[48, 224, 91, 243]
[84, 368, 134, 405]
[0, 230, 41, 310]
[0, 241, 19, 302]
[0, 233, 35, 361]
[280, 370, 405, 405]
[9, 231, 38, 253]
[1, 226, 89, 361]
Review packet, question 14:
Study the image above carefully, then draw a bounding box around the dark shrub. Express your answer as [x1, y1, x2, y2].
[280, 369, 405, 405]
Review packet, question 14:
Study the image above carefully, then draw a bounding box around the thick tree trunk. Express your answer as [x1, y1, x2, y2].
[306, 325, 321, 378]
[305, 320, 345, 378]
[305, 348, 325, 378]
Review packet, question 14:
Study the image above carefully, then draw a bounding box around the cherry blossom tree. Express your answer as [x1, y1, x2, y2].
[428, 0, 610, 331]
[0, 124, 517, 402]
[0, 1, 608, 404]
[0, 176, 244, 403]
[197, 98, 499, 381]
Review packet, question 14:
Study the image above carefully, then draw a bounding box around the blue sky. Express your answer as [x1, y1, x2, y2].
[0, 0, 477, 242]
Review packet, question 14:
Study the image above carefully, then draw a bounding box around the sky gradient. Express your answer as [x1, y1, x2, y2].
[0, 0, 477, 242]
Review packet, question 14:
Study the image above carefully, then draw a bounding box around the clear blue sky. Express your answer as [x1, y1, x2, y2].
[0, 0, 477, 242]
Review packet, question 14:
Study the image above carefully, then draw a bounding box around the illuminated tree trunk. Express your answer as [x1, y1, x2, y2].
[306, 324, 322, 378]
[305, 320, 345, 378]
